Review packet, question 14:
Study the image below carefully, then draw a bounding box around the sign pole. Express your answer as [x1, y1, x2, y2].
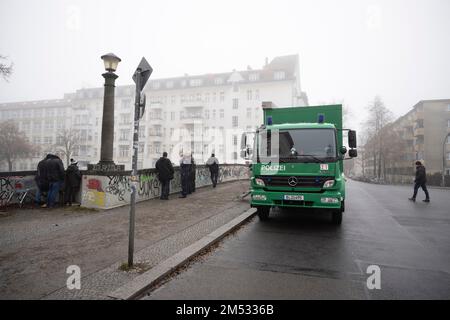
[128, 69, 141, 267]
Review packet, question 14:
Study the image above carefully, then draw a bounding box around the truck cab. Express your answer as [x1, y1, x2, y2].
[242, 103, 357, 225]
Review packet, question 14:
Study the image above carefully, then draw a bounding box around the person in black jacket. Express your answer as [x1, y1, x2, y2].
[46, 154, 65, 208]
[206, 153, 219, 188]
[35, 154, 51, 207]
[409, 161, 430, 202]
[65, 159, 81, 206]
[189, 153, 196, 193]
[155, 152, 174, 200]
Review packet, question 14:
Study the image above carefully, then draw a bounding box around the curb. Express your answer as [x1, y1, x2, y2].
[107, 207, 257, 300]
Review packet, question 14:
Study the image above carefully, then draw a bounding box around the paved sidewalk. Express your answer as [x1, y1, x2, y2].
[0, 180, 250, 300]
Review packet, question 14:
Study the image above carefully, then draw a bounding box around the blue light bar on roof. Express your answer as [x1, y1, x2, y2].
[318, 114, 325, 124]
[267, 116, 273, 125]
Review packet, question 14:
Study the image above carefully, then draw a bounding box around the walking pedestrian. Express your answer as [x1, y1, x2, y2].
[46, 154, 65, 208]
[190, 153, 196, 193]
[35, 154, 50, 207]
[409, 160, 430, 203]
[155, 152, 174, 200]
[206, 153, 219, 188]
[179, 153, 191, 198]
[65, 159, 81, 206]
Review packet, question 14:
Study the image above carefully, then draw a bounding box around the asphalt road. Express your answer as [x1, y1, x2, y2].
[144, 180, 450, 300]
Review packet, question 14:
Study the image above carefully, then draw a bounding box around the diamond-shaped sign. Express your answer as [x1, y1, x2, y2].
[132, 57, 153, 92]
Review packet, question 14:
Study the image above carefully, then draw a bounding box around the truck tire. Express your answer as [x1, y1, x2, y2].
[331, 201, 344, 225]
[257, 207, 270, 221]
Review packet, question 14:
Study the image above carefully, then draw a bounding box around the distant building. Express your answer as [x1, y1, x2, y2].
[0, 54, 308, 171]
[362, 99, 450, 183]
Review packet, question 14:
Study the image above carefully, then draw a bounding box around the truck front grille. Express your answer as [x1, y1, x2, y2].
[260, 175, 334, 188]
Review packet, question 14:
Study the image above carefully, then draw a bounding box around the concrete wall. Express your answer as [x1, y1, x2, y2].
[0, 164, 249, 209]
[80, 164, 249, 209]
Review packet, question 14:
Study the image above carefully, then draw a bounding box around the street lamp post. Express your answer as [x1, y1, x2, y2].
[442, 133, 450, 187]
[91, 53, 123, 171]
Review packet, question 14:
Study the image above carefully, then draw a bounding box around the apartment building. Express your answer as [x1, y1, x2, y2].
[0, 54, 308, 171]
[362, 99, 450, 183]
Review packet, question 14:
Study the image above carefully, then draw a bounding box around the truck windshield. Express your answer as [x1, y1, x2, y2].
[257, 128, 337, 163]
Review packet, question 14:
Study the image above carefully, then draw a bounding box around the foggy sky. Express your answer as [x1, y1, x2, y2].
[1, 0, 449, 130]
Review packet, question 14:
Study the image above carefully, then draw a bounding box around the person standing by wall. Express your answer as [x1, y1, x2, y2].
[409, 160, 430, 203]
[65, 159, 81, 206]
[206, 153, 219, 188]
[35, 154, 51, 207]
[46, 154, 65, 208]
[179, 153, 191, 198]
[190, 153, 196, 193]
[155, 152, 174, 200]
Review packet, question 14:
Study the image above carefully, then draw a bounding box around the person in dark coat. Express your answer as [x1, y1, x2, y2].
[65, 159, 81, 206]
[179, 153, 191, 198]
[206, 153, 219, 188]
[155, 152, 174, 200]
[35, 154, 51, 207]
[189, 153, 196, 193]
[46, 154, 65, 208]
[409, 161, 430, 202]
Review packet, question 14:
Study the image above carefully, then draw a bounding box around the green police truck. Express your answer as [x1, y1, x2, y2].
[241, 102, 357, 225]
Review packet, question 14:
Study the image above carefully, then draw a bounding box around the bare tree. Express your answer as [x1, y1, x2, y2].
[54, 128, 80, 167]
[363, 96, 394, 180]
[0, 121, 35, 171]
[0, 55, 13, 81]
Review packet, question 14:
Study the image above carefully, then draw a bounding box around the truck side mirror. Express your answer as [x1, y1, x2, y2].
[349, 149, 357, 158]
[348, 130, 357, 149]
[339, 146, 347, 155]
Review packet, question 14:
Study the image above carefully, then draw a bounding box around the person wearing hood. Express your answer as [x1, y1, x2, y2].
[409, 160, 430, 203]
[46, 154, 65, 208]
[65, 159, 81, 206]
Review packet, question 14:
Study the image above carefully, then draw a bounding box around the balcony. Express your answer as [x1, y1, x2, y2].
[414, 111, 424, 121]
[413, 127, 424, 137]
[148, 133, 163, 141]
[180, 114, 203, 125]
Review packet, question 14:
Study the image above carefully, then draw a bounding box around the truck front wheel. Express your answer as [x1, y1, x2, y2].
[257, 207, 270, 221]
[331, 201, 344, 225]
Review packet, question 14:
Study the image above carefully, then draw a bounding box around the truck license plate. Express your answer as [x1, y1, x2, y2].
[284, 195, 304, 201]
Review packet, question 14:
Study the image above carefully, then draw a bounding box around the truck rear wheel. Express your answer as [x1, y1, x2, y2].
[257, 207, 270, 221]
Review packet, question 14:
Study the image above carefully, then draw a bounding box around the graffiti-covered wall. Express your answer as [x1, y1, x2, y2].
[0, 173, 37, 206]
[81, 164, 249, 209]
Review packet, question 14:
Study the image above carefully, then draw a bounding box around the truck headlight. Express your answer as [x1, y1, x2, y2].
[323, 180, 335, 188]
[253, 194, 267, 201]
[255, 178, 265, 186]
[321, 197, 339, 204]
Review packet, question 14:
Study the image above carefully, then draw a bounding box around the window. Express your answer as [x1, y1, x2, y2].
[33, 121, 42, 131]
[249, 73, 259, 81]
[34, 109, 42, 117]
[220, 92, 225, 102]
[170, 128, 174, 137]
[247, 90, 252, 100]
[171, 96, 176, 104]
[22, 121, 30, 132]
[119, 129, 130, 141]
[205, 110, 210, 119]
[46, 109, 55, 117]
[119, 146, 129, 158]
[43, 137, 53, 145]
[166, 81, 174, 89]
[255, 89, 260, 100]
[246, 108, 251, 118]
[171, 112, 175, 121]
[215, 78, 223, 85]
[120, 113, 131, 124]
[196, 93, 202, 101]
[44, 120, 54, 131]
[219, 144, 224, 153]
[190, 79, 202, 87]
[121, 99, 131, 109]
[232, 152, 238, 160]
[152, 82, 160, 89]
[220, 109, 224, 118]
[232, 116, 238, 127]
[139, 143, 145, 153]
[274, 71, 286, 80]
[212, 92, 217, 102]
[212, 109, 216, 119]
[233, 135, 238, 146]
[233, 98, 239, 109]
[205, 93, 210, 102]
[139, 126, 146, 139]
[447, 104, 450, 112]
[33, 136, 41, 144]
[180, 95, 186, 103]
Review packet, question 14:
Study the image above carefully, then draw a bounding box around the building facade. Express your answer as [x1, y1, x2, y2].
[361, 99, 450, 183]
[0, 54, 308, 171]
